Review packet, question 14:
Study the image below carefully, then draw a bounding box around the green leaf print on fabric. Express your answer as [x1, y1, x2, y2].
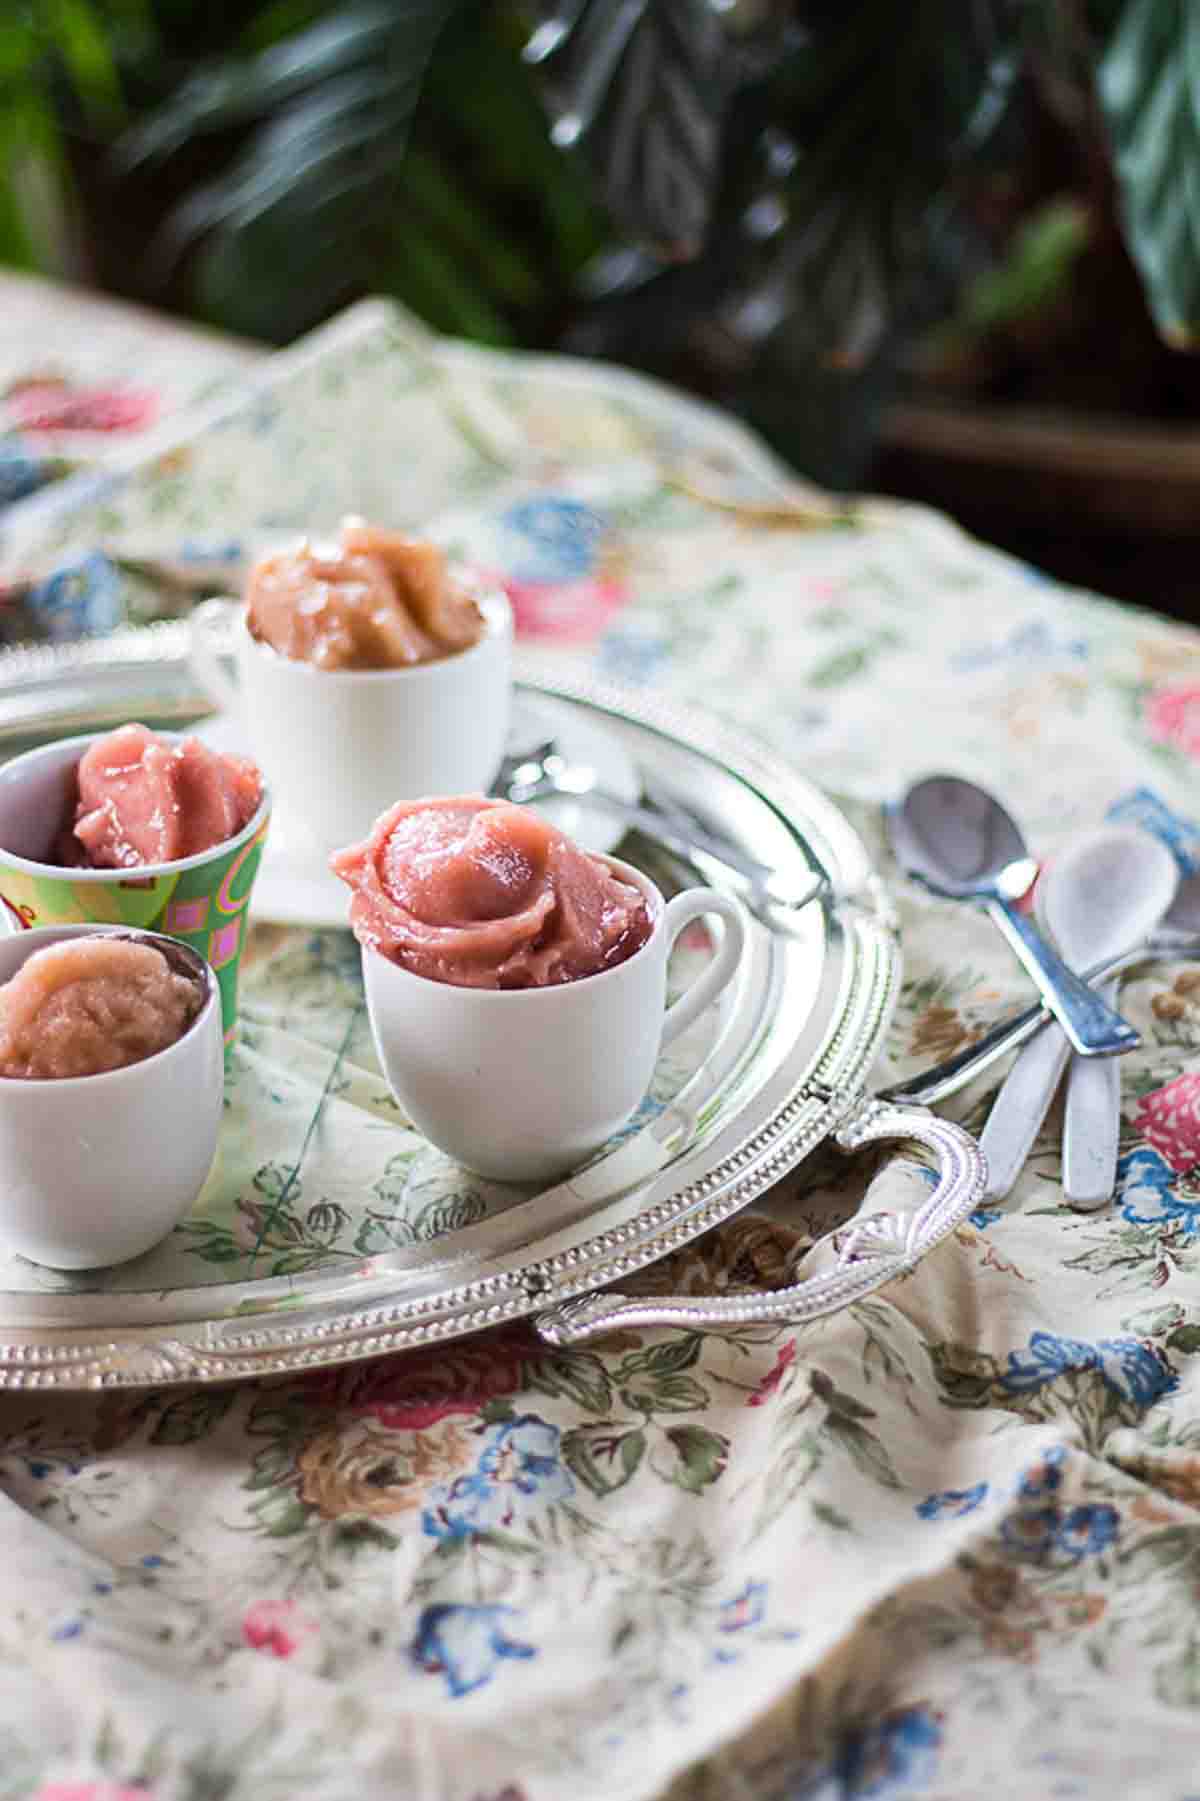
[751, 1364, 901, 1538]
[561, 1424, 646, 1497]
[651, 1424, 730, 1493]
[524, 1348, 615, 1416]
[150, 1390, 237, 1447]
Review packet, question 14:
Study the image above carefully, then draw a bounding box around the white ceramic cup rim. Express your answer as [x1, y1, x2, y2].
[226, 585, 511, 684]
[359, 857, 679, 1002]
[0, 922, 219, 1093]
[0, 729, 272, 881]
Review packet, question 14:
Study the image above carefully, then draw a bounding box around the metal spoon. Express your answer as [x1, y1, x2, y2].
[495, 740, 825, 917]
[978, 825, 1178, 1201]
[886, 775, 1139, 1058]
[1059, 842, 1197, 1208]
[881, 868, 1200, 1109]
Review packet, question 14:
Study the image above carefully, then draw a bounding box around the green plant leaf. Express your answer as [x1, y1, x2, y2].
[561, 1423, 646, 1496]
[526, 0, 730, 255]
[1100, 0, 1200, 346]
[117, 4, 409, 165]
[42, 0, 125, 125]
[651, 1423, 729, 1493]
[121, 0, 462, 339]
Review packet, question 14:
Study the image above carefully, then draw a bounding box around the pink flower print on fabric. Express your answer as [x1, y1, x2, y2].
[501, 575, 626, 643]
[1133, 1074, 1200, 1174]
[33, 1787, 152, 1801]
[10, 382, 158, 434]
[242, 1597, 318, 1659]
[747, 1340, 796, 1406]
[1146, 684, 1200, 762]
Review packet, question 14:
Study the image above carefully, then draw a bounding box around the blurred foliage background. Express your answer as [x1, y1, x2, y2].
[3, 0, 1200, 503]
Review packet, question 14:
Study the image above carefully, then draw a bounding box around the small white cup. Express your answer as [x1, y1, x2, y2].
[190, 583, 513, 855]
[0, 924, 224, 1268]
[361, 859, 747, 1184]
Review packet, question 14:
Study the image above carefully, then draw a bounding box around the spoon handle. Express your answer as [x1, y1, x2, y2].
[984, 897, 1140, 1059]
[1062, 977, 1124, 1209]
[881, 935, 1200, 1110]
[978, 1022, 1072, 1201]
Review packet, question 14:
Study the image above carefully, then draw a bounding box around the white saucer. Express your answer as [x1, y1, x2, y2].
[196, 692, 641, 929]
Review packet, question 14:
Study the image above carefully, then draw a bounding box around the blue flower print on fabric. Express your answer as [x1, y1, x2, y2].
[832, 1703, 943, 1797]
[1093, 1337, 1178, 1408]
[422, 1413, 573, 1540]
[712, 1580, 769, 1663]
[915, 1482, 988, 1521]
[999, 1506, 1060, 1564]
[950, 617, 1087, 675]
[26, 552, 123, 642]
[0, 437, 56, 508]
[597, 627, 669, 688]
[502, 497, 608, 583]
[1000, 1500, 1119, 1567]
[411, 1603, 535, 1698]
[1000, 1332, 1099, 1394]
[969, 1206, 1002, 1230]
[1017, 1445, 1067, 1500]
[1106, 787, 1200, 877]
[999, 1331, 1175, 1409]
[718, 1582, 767, 1634]
[1055, 1504, 1119, 1560]
[1119, 1147, 1200, 1241]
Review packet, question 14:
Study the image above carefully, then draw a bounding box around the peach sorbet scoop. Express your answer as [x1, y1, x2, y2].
[0, 937, 202, 1080]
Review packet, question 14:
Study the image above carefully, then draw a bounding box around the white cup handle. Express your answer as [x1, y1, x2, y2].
[190, 597, 243, 720]
[660, 888, 747, 1047]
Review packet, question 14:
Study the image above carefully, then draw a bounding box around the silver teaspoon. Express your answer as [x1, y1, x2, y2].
[881, 867, 1200, 1110]
[886, 775, 1139, 1059]
[1059, 842, 1198, 1208]
[978, 825, 1178, 1202]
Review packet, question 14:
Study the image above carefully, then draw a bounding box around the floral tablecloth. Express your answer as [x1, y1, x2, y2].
[2, 293, 1200, 1801]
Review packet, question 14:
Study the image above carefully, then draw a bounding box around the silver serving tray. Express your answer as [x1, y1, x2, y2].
[0, 628, 983, 1387]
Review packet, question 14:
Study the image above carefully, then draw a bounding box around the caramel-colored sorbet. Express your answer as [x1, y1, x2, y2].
[0, 938, 202, 1079]
[245, 520, 484, 671]
[63, 724, 262, 869]
[331, 797, 653, 989]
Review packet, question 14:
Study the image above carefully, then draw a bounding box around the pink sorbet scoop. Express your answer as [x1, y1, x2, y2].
[68, 723, 262, 868]
[331, 796, 652, 989]
[0, 937, 202, 1079]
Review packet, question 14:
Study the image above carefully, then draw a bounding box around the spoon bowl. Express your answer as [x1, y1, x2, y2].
[888, 774, 1035, 899]
[1039, 828, 1181, 1210]
[977, 825, 1177, 1203]
[1038, 826, 1181, 968]
[888, 775, 1139, 1059]
[1160, 865, 1200, 938]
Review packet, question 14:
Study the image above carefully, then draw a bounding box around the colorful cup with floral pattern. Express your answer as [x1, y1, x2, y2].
[0, 732, 270, 1043]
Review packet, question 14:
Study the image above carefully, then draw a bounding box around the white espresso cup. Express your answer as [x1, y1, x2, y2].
[361, 859, 747, 1184]
[0, 924, 224, 1268]
[190, 581, 513, 855]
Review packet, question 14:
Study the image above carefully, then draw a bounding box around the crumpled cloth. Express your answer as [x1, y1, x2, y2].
[1, 295, 1200, 1800]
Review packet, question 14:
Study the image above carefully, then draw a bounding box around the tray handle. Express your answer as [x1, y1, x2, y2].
[534, 1100, 985, 1344]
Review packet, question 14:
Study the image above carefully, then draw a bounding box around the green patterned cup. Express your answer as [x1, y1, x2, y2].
[0, 733, 270, 1046]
